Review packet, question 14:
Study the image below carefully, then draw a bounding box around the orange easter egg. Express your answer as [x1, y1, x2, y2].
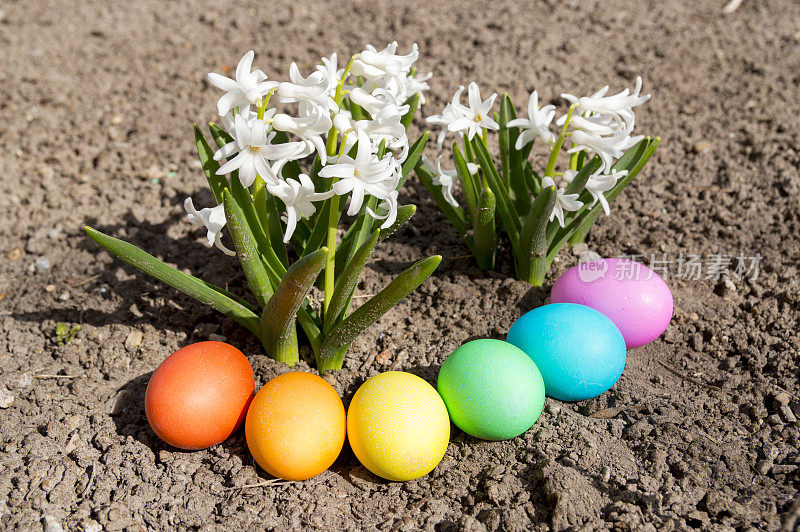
[145, 341, 254, 450]
[245, 372, 346, 481]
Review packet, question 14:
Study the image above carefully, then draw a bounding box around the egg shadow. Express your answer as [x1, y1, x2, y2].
[108, 372, 257, 466]
[109, 371, 159, 449]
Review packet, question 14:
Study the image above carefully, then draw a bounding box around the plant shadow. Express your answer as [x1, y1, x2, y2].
[13, 189, 258, 340]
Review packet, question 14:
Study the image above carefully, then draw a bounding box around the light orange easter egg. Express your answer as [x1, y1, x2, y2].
[245, 372, 346, 481]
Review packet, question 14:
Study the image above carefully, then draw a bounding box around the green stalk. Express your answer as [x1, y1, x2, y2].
[321, 55, 358, 315]
[323, 191, 340, 313]
[544, 105, 576, 178]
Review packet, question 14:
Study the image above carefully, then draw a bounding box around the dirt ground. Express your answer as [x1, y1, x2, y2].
[1, 0, 799, 529]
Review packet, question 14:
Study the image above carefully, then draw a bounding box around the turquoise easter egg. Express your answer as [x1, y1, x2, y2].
[506, 303, 626, 401]
[437, 339, 546, 440]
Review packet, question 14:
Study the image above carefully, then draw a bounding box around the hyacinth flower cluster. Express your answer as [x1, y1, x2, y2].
[86, 43, 439, 370]
[418, 78, 660, 286]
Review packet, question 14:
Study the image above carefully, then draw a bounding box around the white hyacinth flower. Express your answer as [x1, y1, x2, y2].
[366, 189, 400, 229]
[219, 108, 268, 140]
[563, 168, 627, 216]
[447, 82, 499, 141]
[541, 175, 583, 228]
[557, 112, 620, 137]
[506, 90, 556, 149]
[183, 198, 236, 256]
[561, 77, 650, 130]
[349, 87, 410, 117]
[272, 103, 333, 164]
[208, 51, 277, 117]
[318, 130, 399, 216]
[421, 154, 479, 208]
[351, 42, 419, 80]
[354, 106, 408, 159]
[317, 53, 342, 97]
[277, 62, 338, 114]
[215, 114, 305, 187]
[567, 129, 634, 173]
[267, 174, 334, 243]
[426, 86, 466, 148]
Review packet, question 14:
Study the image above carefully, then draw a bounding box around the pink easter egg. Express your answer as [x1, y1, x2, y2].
[550, 258, 673, 348]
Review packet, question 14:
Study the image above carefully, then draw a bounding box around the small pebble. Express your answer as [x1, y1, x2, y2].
[771, 465, 798, 475]
[35, 256, 51, 273]
[124, 330, 143, 351]
[82, 521, 102, 532]
[105, 390, 133, 416]
[571, 243, 589, 256]
[44, 284, 56, 293]
[17, 373, 32, 388]
[694, 140, 712, 153]
[779, 404, 797, 423]
[42, 515, 63, 532]
[0, 389, 14, 408]
[58, 292, 70, 301]
[755, 460, 771, 475]
[774, 392, 791, 406]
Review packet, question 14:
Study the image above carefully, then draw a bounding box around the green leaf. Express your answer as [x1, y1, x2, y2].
[223, 189, 274, 309]
[470, 136, 520, 250]
[454, 145, 479, 222]
[523, 162, 542, 196]
[499, 94, 531, 215]
[415, 160, 471, 238]
[399, 131, 429, 188]
[264, 194, 290, 267]
[84, 226, 261, 336]
[301, 199, 333, 257]
[343, 196, 379, 269]
[319, 255, 442, 366]
[350, 102, 366, 122]
[401, 93, 420, 129]
[564, 155, 602, 195]
[376, 204, 416, 243]
[547, 137, 660, 263]
[208, 122, 234, 147]
[518, 186, 556, 286]
[260, 248, 327, 365]
[473, 187, 496, 271]
[326, 230, 380, 333]
[194, 125, 228, 204]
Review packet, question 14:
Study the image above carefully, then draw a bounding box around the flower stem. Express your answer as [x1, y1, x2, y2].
[544, 105, 576, 178]
[569, 151, 579, 171]
[323, 190, 339, 314]
[322, 56, 358, 317]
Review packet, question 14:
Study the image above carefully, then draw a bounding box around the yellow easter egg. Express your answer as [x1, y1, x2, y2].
[347, 371, 450, 481]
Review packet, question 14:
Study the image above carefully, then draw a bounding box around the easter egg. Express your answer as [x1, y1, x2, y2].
[507, 303, 626, 402]
[245, 372, 345, 481]
[145, 341, 254, 450]
[437, 339, 545, 440]
[347, 371, 450, 481]
[551, 257, 673, 348]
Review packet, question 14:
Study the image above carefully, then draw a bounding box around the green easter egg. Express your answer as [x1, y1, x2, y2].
[437, 339, 546, 441]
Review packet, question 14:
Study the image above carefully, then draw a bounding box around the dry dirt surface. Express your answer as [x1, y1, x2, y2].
[1, 0, 799, 530]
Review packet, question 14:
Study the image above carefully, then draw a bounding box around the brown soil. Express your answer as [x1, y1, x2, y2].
[2, 0, 799, 530]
